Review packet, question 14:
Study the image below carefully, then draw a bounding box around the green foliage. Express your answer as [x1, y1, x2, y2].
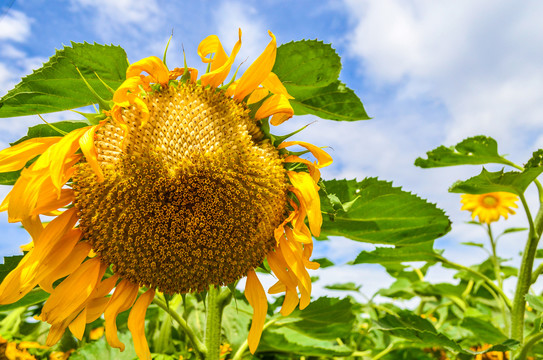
[449, 167, 543, 195]
[0, 256, 23, 282]
[324, 282, 361, 291]
[320, 178, 451, 247]
[354, 242, 440, 265]
[313, 257, 334, 268]
[273, 40, 369, 121]
[69, 333, 137, 360]
[12, 120, 90, 145]
[415, 136, 511, 168]
[0, 42, 127, 118]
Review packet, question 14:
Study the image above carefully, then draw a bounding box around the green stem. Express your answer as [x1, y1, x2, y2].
[487, 223, 504, 288]
[511, 194, 542, 342]
[531, 262, 543, 284]
[232, 318, 279, 360]
[434, 254, 512, 309]
[371, 342, 395, 360]
[205, 285, 222, 360]
[153, 297, 206, 359]
[516, 331, 543, 360]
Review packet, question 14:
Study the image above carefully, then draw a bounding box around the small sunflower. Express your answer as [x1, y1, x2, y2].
[460, 192, 519, 224]
[0, 30, 330, 358]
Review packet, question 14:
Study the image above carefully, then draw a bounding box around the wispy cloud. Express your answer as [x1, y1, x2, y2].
[0, 9, 32, 42]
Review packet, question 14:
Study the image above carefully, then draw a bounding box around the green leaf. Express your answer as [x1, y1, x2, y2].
[0, 256, 23, 282]
[0, 171, 21, 186]
[0, 288, 49, 312]
[324, 282, 361, 291]
[0, 42, 127, 118]
[287, 80, 370, 121]
[353, 242, 439, 265]
[313, 257, 334, 268]
[449, 168, 543, 195]
[461, 242, 485, 249]
[258, 297, 354, 356]
[374, 311, 462, 352]
[273, 40, 341, 88]
[273, 40, 369, 121]
[69, 332, 137, 360]
[377, 278, 415, 299]
[415, 136, 511, 168]
[526, 294, 543, 313]
[501, 227, 528, 235]
[460, 317, 508, 344]
[320, 178, 451, 246]
[12, 120, 90, 145]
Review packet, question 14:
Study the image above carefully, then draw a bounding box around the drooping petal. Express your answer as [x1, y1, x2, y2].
[254, 94, 294, 125]
[267, 250, 299, 316]
[126, 56, 169, 87]
[128, 289, 155, 360]
[39, 241, 91, 293]
[0, 137, 61, 172]
[278, 235, 312, 309]
[68, 308, 87, 340]
[278, 141, 333, 168]
[201, 29, 242, 88]
[104, 279, 139, 351]
[7, 166, 48, 222]
[32, 188, 75, 216]
[234, 31, 277, 101]
[79, 124, 104, 182]
[41, 257, 105, 324]
[247, 87, 269, 105]
[261, 72, 293, 99]
[287, 171, 322, 237]
[245, 270, 267, 354]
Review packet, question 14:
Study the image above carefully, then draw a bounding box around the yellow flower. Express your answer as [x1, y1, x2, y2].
[460, 192, 519, 224]
[0, 29, 330, 359]
[0, 336, 37, 360]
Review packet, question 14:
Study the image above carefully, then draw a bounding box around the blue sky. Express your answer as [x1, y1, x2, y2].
[1, 0, 543, 299]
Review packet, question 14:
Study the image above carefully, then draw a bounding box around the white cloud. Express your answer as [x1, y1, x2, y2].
[0, 9, 32, 42]
[343, 0, 543, 152]
[69, 0, 161, 37]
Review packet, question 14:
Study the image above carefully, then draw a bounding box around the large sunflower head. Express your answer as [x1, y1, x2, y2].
[0, 30, 331, 358]
[460, 192, 519, 224]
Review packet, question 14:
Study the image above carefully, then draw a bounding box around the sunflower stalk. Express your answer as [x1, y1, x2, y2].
[510, 194, 543, 347]
[204, 285, 231, 360]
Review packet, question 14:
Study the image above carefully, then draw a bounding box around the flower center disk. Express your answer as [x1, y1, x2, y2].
[73, 84, 288, 294]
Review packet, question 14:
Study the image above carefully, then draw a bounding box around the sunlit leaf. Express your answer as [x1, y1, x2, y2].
[320, 178, 451, 246]
[0, 256, 23, 282]
[324, 282, 361, 291]
[313, 257, 334, 268]
[415, 136, 511, 168]
[460, 317, 508, 344]
[449, 168, 543, 195]
[69, 332, 136, 360]
[0, 42, 127, 118]
[354, 242, 440, 265]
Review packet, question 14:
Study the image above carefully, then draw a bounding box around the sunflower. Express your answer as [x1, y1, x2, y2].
[0, 30, 330, 358]
[460, 192, 519, 224]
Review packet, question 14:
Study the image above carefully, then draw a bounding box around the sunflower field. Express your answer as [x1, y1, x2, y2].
[0, 30, 543, 360]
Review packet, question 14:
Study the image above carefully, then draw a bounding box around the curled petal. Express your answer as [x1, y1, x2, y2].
[245, 270, 267, 354]
[201, 29, 242, 88]
[126, 56, 169, 87]
[234, 31, 277, 101]
[79, 124, 104, 182]
[287, 171, 322, 237]
[279, 235, 312, 309]
[254, 94, 294, 125]
[169, 67, 198, 83]
[198, 35, 229, 67]
[284, 155, 320, 183]
[267, 250, 299, 316]
[279, 141, 333, 168]
[247, 87, 269, 105]
[128, 289, 155, 360]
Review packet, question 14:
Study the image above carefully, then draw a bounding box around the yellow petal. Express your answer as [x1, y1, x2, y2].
[279, 235, 312, 309]
[267, 250, 299, 316]
[0, 137, 61, 172]
[32, 188, 74, 216]
[247, 87, 269, 105]
[234, 31, 277, 101]
[287, 171, 322, 237]
[41, 258, 105, 324]
[245, 270, 267, 354]
[261, 72, 293, 99]
[0, 253, 39, 304]
[46, 317, 74, 347]
[68, 308, 87, 340]
[279, 141, 333, 168]
[126, 56, 169, 86]
[254, 94, 294, 125]
[201, 29, 242, 88]
[128, 289, 155, 360]
[39, 241, 91, 293]
[21, 215, 43, 243]
[79, 125, 104, 182]
[284, 155, 320, 183]
[197, 34, 229, 67]
[104, 279, 139, 351]
[7, 166, 48, 222]
[46, 127, 89, 195]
